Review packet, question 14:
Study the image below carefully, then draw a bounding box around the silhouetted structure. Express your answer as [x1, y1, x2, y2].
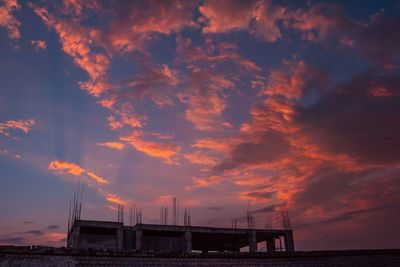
[66, 190, 294, 253]
[67, 220, 294, 253]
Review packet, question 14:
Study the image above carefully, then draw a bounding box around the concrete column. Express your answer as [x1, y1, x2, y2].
[135, 225, 142, 251]
[185, 228, 192, 253]
[284, 230, 295, 252]
[248, 230, 257, 252]
[71, 225, 80, 249]
[266, 238, 276, 252]
[117, 226, 123, 250]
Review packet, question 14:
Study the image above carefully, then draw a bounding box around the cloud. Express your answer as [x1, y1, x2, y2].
[290, 4, 400, 67]
[18, 230, 43, 236]
[191, 137, 240, 154]
[30, 40, 47, 50]
[120, 131, 180, 164]
[123, 64, 178, 107]
[184, 152, 217, 165]
[46, 225, 59, 230]
[0, 118, 35, 136]
[215, 130, 291, 171]
[32, 5, 110, 96]
[97, 142, 125, 150]
[253, 204, 278, 213]
[190, 175, 222, 189]
[106, 194, 125, 206]
[48, 161, 128, 209]
[48, 160, 108, 184]
[0, 236, 24, 245]
[105, 0, 196, 52]
[199, 0, 286, 42]
[107, 103, 145, 129]
[252, 0, 287, 42]
[178, 70, 234, 131]
[0, 0, 20, 39]
[199, 0, 259, 33]
[293, 69, 400, 166]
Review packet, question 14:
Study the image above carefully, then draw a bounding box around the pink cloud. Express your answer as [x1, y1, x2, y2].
[178, 70, 234, 131]
[199, 0, 287, 42]
[105, 0, 197, 52]
[106, 193, 126, 206]
[199, 0, 258, 33]
[33, 5, 110, 96]
[184, 152, 217, 166]
[97, 142, 125, 150]
[30, 40, 47, 50]
[120, 131, 180, 164]
[0, 118, 35, 136]
[0, 0, 20, 39]
[48, 160, 108, 184]
[123, 64, 178, 107]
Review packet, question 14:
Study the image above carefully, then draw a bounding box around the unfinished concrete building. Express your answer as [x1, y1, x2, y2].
[67, 220, 295, 253]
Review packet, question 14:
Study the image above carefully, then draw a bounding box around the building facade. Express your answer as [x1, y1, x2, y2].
[67, 220, 295, 253]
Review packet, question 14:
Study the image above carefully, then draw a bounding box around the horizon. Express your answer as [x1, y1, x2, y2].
[1, 0, 400, 251]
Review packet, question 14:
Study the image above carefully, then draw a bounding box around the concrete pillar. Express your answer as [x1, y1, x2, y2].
[248, 230, 257, 252]
[284, 230, 295, 252]
[266, 238, 276, 252]
[135, 225, 142, 251]
[117, 226, 123, 250]
[71, 225, 80, 249]
[185, 228, 192, 253]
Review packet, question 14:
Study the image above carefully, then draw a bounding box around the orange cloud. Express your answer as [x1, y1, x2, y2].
[192, 137, 239, 154]
[199, 0, 286, 42]
[86, 171, 108, 184]
[178, 71, 234, 131]
[107, 103, 145, 129]
[97, 142, 125, 150]
[31, 40, 47, 50]
[124, 64, 178, 107]
[369, 86, 392, 97]
[48, 160, 85, 176]
[106, 1, 196, 52]
[0, 118, 35, 136]
[33, 5, 110, 96]
[120, 131, 180, 164]
[48, 160, 108, 184]
[106, 194, 125, 206]
[199, 0, 257, 33]
[184, 152, 217, 165]
[0, 0, 20, 39]
[190, 176, 222, 189]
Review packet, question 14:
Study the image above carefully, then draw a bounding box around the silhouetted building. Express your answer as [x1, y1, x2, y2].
[67, 220, 295, 253]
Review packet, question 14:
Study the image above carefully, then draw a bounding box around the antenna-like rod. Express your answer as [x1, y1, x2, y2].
[79, 183, 84, 220]
[68, 198, 72, 231]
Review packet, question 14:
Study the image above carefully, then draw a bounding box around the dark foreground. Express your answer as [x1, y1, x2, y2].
[1, 246, 400, 266]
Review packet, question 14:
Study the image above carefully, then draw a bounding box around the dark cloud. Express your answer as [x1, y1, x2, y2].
[22, 221, 34, 224]
[254, 204, 278, 213]
[291, 4, 400, 66]
[0, 237, 24, 245]
[297, 202, 400, 230]
[294, 69, 400, 165]
[46, 225, 59, 230]
[245, 191, 275, 200]
[18, 230, 44, 236]
[215, 130, 291, 171]
[346, 13, 400, 66]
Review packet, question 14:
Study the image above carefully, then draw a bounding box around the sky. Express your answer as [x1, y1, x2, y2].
[1, 0, 400, 250]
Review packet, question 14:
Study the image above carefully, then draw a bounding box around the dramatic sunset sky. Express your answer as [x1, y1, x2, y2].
[1, 0, 400, 250]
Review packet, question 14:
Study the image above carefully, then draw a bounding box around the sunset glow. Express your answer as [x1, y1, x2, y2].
[1, 0, 400, 250]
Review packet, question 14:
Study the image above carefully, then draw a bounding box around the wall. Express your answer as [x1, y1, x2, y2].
[1, 248, 400, 267]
